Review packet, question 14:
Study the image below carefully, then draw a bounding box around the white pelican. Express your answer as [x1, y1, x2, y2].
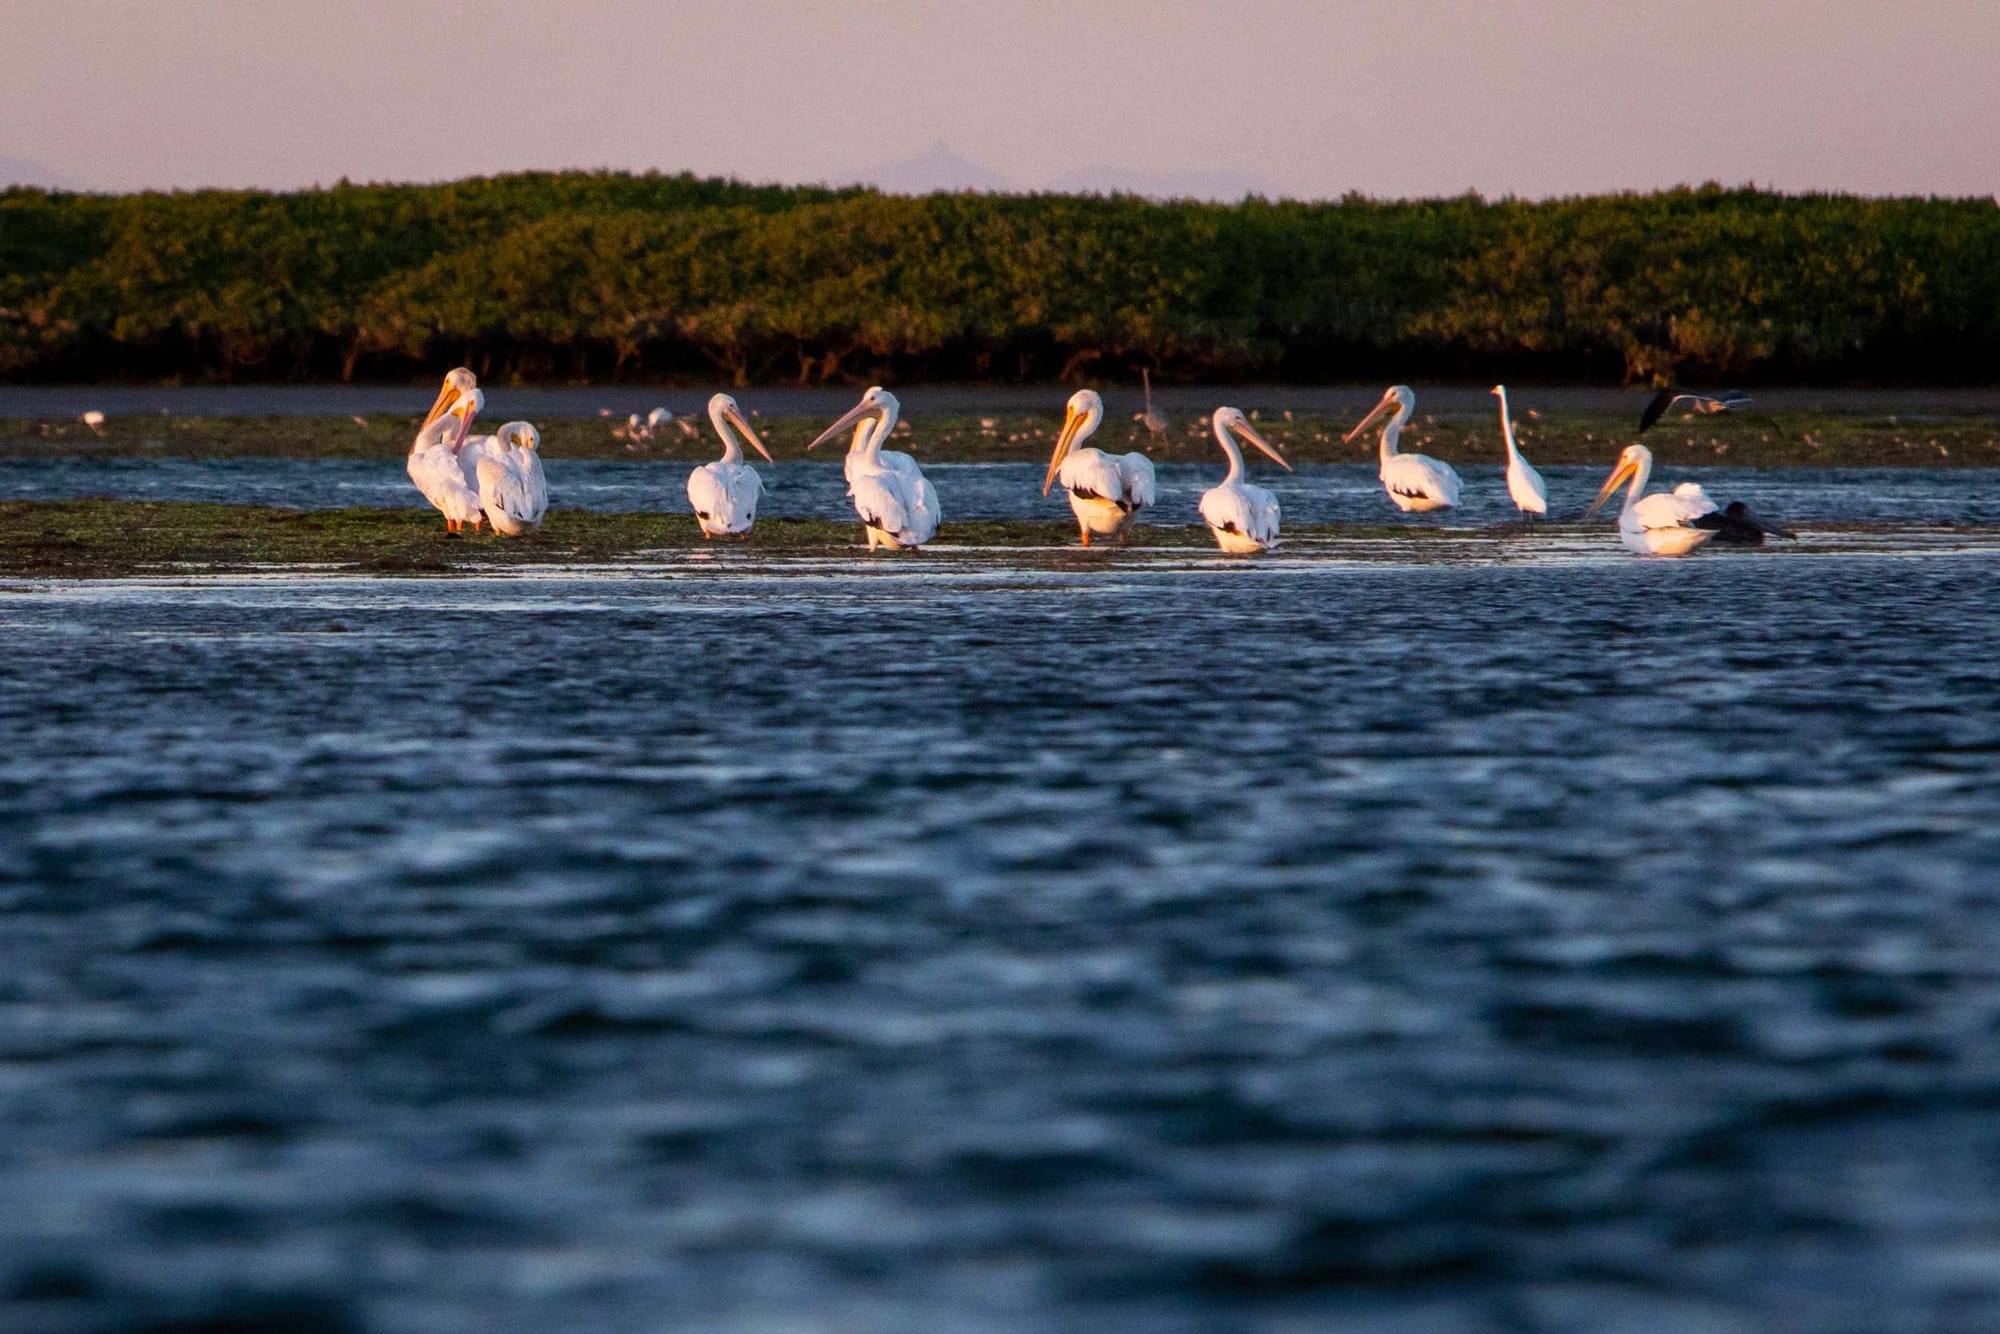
[806, 387, 941, 550]
[1345, 385, 1461, 512]
[686, 392, 773, 539]
[1199, 406, 1290, 553]
[475, 421, 547, 536]
[407, 369, 485, 532]
[1586, 444, 1724, 556]
[1491, 385, 1547, 519]
[1043, 388, 1157, 546]
[1640, 386, 1754, 433]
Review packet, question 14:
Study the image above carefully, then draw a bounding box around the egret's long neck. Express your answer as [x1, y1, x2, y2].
[709, 404, 743, 464]
[1213, 418, 1246, 483]
[1495, 391, 1521, 465]
[1379, 402, 1408, 466]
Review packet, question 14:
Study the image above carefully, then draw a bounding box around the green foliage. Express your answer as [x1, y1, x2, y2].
[3, 175, 1996, 384]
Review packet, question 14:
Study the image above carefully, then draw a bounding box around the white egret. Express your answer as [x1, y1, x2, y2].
[1491, 385, 1547, 519]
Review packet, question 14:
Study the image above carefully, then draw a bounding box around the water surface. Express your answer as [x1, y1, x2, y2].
[4, 549, 2000, 1332]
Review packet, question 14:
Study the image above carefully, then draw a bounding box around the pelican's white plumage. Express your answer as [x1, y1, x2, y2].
[1491, 385, 1547, 518]
[475, 421, 548, 536]
[1042, 389, 1156, 545]
[1587, 444, 1718, 556]
[808, 387, 940, 550]
[1198, 406, 1290, 553]
[686, 392, 773, 538]
[1347, 385, 1461, 511]
[406, 369, 485, 531]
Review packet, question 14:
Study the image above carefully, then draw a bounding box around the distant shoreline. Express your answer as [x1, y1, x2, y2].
[5, 384, 2000, 423]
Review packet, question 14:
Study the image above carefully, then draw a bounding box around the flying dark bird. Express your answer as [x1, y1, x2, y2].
[1639, 387, 1755, 434]
[1697, 498, 1798, 545]
[1135, 368, 1170, 442]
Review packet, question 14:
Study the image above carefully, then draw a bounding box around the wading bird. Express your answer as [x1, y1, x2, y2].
[1586, 444, 1738, 555]
[1199, 406, 1290, 553]
[1665, 483, 1797, 545]
[808, 387, 941, 550]
[475, 421, 547, 536]
[687, 392, 774, 539]
[1135, 368, 1170, 443]
[1491, 385, 1547, 519]
[407, 369, 485, 532]
[1346, 385, 1461, 511]
[1639, 387, 1754, 434]
[1043, 388, 1157, 546]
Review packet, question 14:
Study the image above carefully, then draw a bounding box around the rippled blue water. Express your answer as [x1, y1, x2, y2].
[5, 457, 1999, 528]
[5, 544, 2000, 1332]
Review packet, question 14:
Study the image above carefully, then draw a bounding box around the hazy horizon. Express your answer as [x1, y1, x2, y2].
[5, 1, 1998, 202]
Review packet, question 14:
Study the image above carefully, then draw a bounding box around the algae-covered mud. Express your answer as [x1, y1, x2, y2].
[3, 499, 1996, 579]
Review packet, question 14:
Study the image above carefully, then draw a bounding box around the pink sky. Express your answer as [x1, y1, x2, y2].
[4, 0, 1997, 199]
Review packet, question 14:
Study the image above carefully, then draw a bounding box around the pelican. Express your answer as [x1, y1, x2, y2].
[1043, 389, 1157, 546]
[1491, 385, 1547, 519]
[1666, 483, 1797, 545]
[1639, 387, 1754, 434]
[687, 392, 773, 538]
[1135, 368, 1170, 443]
[406, 369, 484, 532]
[1346, 385, 1461, 511]
[807, 387, 941, 550]
[475, 421, 547, 536]
[1586, 444, 1726, 556]
[1199, 406, 1290, 553]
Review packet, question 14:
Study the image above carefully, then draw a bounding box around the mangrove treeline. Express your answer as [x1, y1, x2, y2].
[4, 172, 1998, 386]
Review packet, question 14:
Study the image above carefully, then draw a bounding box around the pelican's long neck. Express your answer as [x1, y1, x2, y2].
[1074, 405, 1102, 451]
[1622, 451, 1652, 519]
[1378, 400, 1409, 466]
[412, 412, 455, 456]
[1495, 390, 1522, 465]
[709, 402, 743, 464]
[1213, 416, 1246, 483]
[853, 403, 896, 464]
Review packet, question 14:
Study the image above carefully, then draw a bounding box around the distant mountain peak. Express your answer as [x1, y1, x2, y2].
[0, 156, 77, 190]
[842, 143, 1016, 195]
